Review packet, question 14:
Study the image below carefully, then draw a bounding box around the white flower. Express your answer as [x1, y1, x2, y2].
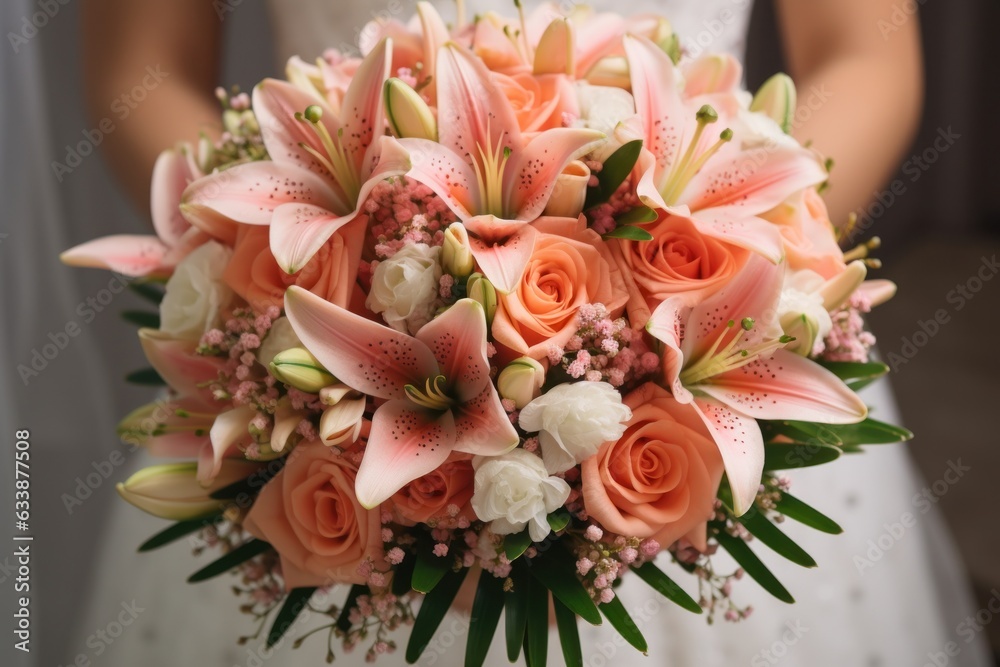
[778, 269, 834, 356]
[159, 241, 233, 340]
[574, 82, 640, 162]
[519, 382, 632, 474]
[472, 449, 570, 542]
[257, 317, 302, 367]
[366, 243, 442, 334]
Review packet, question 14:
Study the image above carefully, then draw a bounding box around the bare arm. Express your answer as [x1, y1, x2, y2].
[774, 0, 924, 226]
[82, 0, 224, 208]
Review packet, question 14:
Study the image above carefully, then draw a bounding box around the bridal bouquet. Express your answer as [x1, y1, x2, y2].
[63, 2, 910, 664]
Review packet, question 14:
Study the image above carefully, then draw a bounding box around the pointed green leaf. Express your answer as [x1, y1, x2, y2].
[187, 539, 271, 583]
[714, 531, 794, 603]
[599, 594, 648, 653]
[817, 361, 889, 391]
[266, 587, 316, 648]
[585, 140, 643, 209]
[603, 225, 654, 241]
[126, 367, 165, 386]
[547, 509, 571, 533]
[122, 310, 161, 329]
[412, 540, 451, 593]
[129, 280, 166, 304]
[630, 561, 702, 614]
[738, 508, 817, 567]
[763, 442, 841, 470]
[138, 515, 223, 552]
[615, 205, 658, 225]
[465, 572, 505, 667]
[774, 491, 843, 535]
[820, 418, 913, 446]
[527, 545, 602, 625]
[406, 567, 469, 663]
[523, 578, 549, 667]
[336, 584, 369, 632]
[760, 420, 843, 447]
[505, 566, 529, 662]
[392, 552, 417, 596]
[552, 596, 582, 667]
[504, 530, 533, 561]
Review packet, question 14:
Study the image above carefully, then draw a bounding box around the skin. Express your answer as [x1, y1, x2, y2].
[82, 1, 923, 227]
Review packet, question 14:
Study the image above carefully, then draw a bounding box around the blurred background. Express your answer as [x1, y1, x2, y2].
[0, 0, 997, 666]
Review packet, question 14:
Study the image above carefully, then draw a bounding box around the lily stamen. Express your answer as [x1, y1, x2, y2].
[296, 105, 361, 201]
[404, 374, 456, 412]
[661, 105, 733, 206]
[680, 318, 794, 386]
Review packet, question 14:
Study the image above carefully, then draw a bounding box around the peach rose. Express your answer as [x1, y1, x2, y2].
[611, 214, 747, 327]
[493, 71, 578, 133]
[243, 441, 382, 588]
[390, 457, 476, 527]
[581, 383, 724, 551]
[223, 220, 363, 312]
[492, 219, 629, 361]
[765, 188, 846, 280]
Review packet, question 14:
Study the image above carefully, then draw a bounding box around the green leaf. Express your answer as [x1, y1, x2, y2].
[188, 539, 271, 583]
[818, 360, 889, 391]
[738, 508, 817, 567]
[406, 567, 469, 663]
[585, 140, 643, 209]
[128, 280, 166, 304]
[523, 578, 549, 667]
[125, 367, 165, 386]
[763, 442, 841, 470]
[603, 225, 654, 241]
[465, 573, 505, 667]
[630, 562, 702, 614]
[392, 551, 417, 596]
[547, 509, 571, 533]
[760, 420, 843, 447]
[773, 491, 842, 535]
[138, 515, 223, 552]
[412, 540, 451, 593]
[714, 531, 794, 603]
[552, 596, 582, 667]
[615, 205, 658, 225]
[505, 566, 529, 662]
[266, 587, 316, 648]
[504, 530, 533, 561]
[336, 585, 368, 633]
[820, 418, 913, 447]
[527, 545, 602, 625]
[599, 595, 648, 654]
[122, 310, 161, 329]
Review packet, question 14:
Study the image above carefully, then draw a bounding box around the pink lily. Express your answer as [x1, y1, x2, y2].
[181, 39, 410, 274]
[624, 35, 828, 263]
[360, 2, 451, 103]
[283, 286, 518, 508]
[61, 144, 215, 277]
[395, 43, 604, 292]
[646, 255, 867, 514]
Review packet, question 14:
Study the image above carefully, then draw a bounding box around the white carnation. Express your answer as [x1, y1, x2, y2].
[366, 243, 442, 334]
[159, 241, 233, 340]
[519, 382, 632, 474]
[471, 449, 570, 542]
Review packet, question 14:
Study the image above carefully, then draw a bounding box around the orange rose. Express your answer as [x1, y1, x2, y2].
[611, 214, 747, 327]
[390, 457, 475, 527]
[492, 219, 629, 361]
[493, 71, 578, 133]
[223, 220, 363, 312]
[764, 188, 846, 280]
[243, 441, 383, 588]
[581, 383, 724, 551]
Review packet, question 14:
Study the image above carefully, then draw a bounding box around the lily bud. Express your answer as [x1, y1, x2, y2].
[285, 55, 326, 100]
[116, 461, 259, 520]
[466, 273, 497, 325]
[534, 18, 574, 75]
[585, 56, 630, 89]
[384, 78, 438, 141]
[269, 347, 336, 393]
[441, 223, 475, 278]
[651, 19, 681, 64]
[751, 73, 797, 134]
[498, 357, 546, 409]
[820, 260, 867, 311]
[320, 395, 367, 446]
[780, 312, 823, 357]
[543, 160, 591, 218]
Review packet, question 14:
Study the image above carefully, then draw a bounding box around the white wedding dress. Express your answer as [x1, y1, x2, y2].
[70, 2, 992, 666]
